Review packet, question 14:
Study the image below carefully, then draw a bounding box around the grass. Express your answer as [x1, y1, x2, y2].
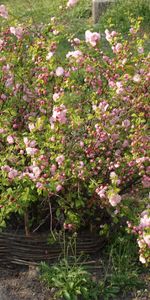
[2, 0, 150, 31]
[2, 0, 149, 56]
[1, 0, 92, 35]
[97, 234, 147, 299]
[98, 0, 150, 34]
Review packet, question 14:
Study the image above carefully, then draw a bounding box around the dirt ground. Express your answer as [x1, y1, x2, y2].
[0, 266, 51, 300]
[0, 265, 149, 300]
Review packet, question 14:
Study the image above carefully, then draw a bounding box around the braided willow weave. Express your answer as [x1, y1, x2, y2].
[0, 231, 105, 266]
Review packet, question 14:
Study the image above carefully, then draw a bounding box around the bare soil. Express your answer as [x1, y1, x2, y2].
[0, 266, 51, 300]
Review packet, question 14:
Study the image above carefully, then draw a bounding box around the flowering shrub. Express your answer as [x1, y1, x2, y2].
[128, 205, 150, 265]
[0, 4, 149, 263]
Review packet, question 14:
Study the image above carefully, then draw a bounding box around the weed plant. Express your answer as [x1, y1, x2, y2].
[40, 231, 145, 299]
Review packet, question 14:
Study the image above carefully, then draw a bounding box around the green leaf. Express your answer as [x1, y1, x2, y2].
[63, 290, 71, 300]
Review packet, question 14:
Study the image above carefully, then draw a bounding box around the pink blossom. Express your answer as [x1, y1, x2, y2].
[79, 161, 84, 167]
[143, 234, 150, 248]
[142, 175, 150, 188]
[50, 164, 57, 175]
[0, 39, 4, 50]
[51, 105, 67, 124]
[30, 140, 36, 147]
[1, 165, 11, 172]
[26, 147, 38, 156]
[66, 50, 82, 59]
[56, 184, 63, 192]
[2, 64, 10, 72]
[53, 30, 59, 36]
[8, 169, 18, 179]
[133, 74, 141, 82]
[0, 5, 8, 19]
[116, 81, 124, 94]
[105, 29, 112, 42]
[23, 137, 29, 147]
[122, 140, 129, 148]
[96, 186, 107, 198]
[140, 214, 150, 228]
[98, 101, 109, 112]
[138, 47, 144, 54]
[24, 138, 36, 148]
[1, 94, 7, 101]
[112, 133, 119, 140]
[7, 135, 14, 144]
[56, 155, 65, 166]
[53, 93, 60, 101]
[67, 0, 78, 8]
[111, 31, 117, 37]
[122, 119, 130, 127]
[129, 27, 136, 35]
[105, 29, 117, 42]
[55, 67, 64, 77]
[36, 182, 44, 189]
[108, 194, 121, 207]
[139, 255, 146, 264]
[112, 43, 122, 53]
[10, 27, 24, 39]
[110, 172, 117, 179]
[73, 38, 80, 45]
[137, 239, 144, 248]
[46, 51, 54, 60]
[108, 80, 115, 88]
[32, 166, 41, 178]
[80, 141, 84, 147]
[5, 76, 13, 87]
[85, 30, 100, 47]
[28, 172, 35, 180]
[28, 123, 35, 132]
[136, 157, 147, 164]
[63, 223, 73, 230]
[50, 136, 55, 142]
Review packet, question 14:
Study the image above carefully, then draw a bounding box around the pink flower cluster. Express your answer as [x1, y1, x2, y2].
[55, 66, 64, 77]
[46, 51, 54, 60]
[96, 185, 108, 199]
[105, 29, 117, 42]
[50, 105, 67, 127]
[56, 155, 65, 166]
[112, 43, 122, 53]
[1, 165, 18, 179]
[0, 5, 8, 19]
[10, 27, 24, 39]
[66, 50, 82, 59]
[142, 175, 150, 188]
[21, 164, 41, 181]
[23, 137, 38, 156]
[7, 135, 15, 144]
[128, 208, 150, 264]
[108, 193, 122, 207]
[85, 30, 100, 47]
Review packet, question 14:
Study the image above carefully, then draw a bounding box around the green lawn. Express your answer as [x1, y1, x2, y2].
[1, 0, 92, 36]
[1, 0, 149, 38]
